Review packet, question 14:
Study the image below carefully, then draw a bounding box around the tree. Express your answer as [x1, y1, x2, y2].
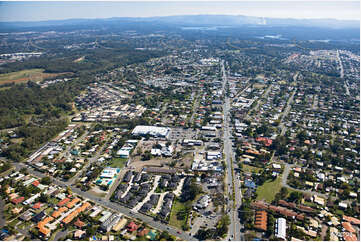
[288, 191, 303, 203]
[274, 187, 288, 203]
[66, 186, 72, 195]
[86, 226, 96, 236]
[39, 193, 49, 203]
[20, 167, 28, 175]
[40, 176, 52, 185]
[141, 150, 152, 161]
[180, 178, 202, 202]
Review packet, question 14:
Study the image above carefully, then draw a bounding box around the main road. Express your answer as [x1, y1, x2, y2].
[336, 50, 350, 96]
[221, 60, 243, 241]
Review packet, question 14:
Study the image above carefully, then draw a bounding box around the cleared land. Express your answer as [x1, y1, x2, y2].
[242, 164, 263, 173]
[74, 56, 85, 63]
[107, 157, 128, 168]
[169, 199, 188, 230]
[0, 69, 71, 85]
[256, 177, 282, 203]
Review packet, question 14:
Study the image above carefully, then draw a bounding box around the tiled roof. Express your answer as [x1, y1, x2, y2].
[342, 222, 356, 233]
[343, 215, 360, 225]
[254, 211, 267, 231]
[57, 198, 70, 207]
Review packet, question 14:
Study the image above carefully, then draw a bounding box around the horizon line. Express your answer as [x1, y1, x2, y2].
[1, 13, 360, 23]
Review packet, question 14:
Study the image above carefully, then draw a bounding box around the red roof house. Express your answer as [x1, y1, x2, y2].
[57, 198, 70, 207]
[32, 180, 40, 187]
[33, 202, 42, 209]
[342, 222, 356, 233]
[343, 232, 358, 241]
[11, 196, 24, 204]
[127, 221, 139, 232]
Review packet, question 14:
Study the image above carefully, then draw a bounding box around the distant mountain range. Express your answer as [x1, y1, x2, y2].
[0, 15, 359, 30]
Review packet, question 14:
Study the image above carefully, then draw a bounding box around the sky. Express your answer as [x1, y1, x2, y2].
[0, 1, 359, 22]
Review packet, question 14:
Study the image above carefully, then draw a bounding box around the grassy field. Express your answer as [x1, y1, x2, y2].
[169, 199, 187, 230]
[256, 177, 282, 203]
[0, 68, 70, 85]
[242, 164, 263, 173]
[108, 157, 128, 168]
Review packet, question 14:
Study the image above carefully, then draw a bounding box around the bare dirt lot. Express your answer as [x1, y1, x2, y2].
[129, 140, 195, 172]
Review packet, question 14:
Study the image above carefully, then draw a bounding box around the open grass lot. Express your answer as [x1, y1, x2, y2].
[242, 164, 263, 173]
[256, 177, 282, 203]
[48, 197, 59, 205]
[107, 157, 128, 168]
[169, 199, 187, 229]
[0, 68, 71, 85]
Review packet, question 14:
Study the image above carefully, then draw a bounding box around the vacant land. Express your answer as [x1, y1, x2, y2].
[242, 164, 263, 173]
[169, 199, 188, 230]
[0, 69, 71, 85]
[107, 157, 128, 168]
[74, 56, 85, 63]
[256, 177, 282, 203]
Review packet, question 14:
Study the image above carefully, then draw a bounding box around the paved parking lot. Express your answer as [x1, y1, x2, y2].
[168, 128, 197, 141]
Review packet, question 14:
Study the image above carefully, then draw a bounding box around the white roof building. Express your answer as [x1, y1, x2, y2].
[338, 202, 348, 209]
[151, 149, 162, 156]
[23, 178, 37, 186]
[132, 125, 170, 138]
[206, 151, 221, 160]
[99, 211, 112, 223]
[116, 149, 130, 157]
[201, 126, 217, 131]
[272, 164, 282, 169]
[275, 218, 287, 240]
[100, 167, 119, 179]
[23, 193, 40, 205]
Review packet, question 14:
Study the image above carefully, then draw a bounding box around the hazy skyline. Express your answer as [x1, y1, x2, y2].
[0, 1, 360, 22]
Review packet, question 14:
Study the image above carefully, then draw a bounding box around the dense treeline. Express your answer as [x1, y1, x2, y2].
[0, 47, 166, 74]
[3, 119, 68, 162]
[0, 81, 78, 128]
[0, 78, 86, 162]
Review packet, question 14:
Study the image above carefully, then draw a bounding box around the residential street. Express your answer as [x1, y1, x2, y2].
[67, 140, 107, 186]
[280, 90, 296, 136]
[10, 162, 196, 241]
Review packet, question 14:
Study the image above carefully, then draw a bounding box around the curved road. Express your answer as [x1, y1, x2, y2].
[281, 163, 328, 199]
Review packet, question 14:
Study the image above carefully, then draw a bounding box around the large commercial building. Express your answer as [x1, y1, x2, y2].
[132, 125, 170, 138]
